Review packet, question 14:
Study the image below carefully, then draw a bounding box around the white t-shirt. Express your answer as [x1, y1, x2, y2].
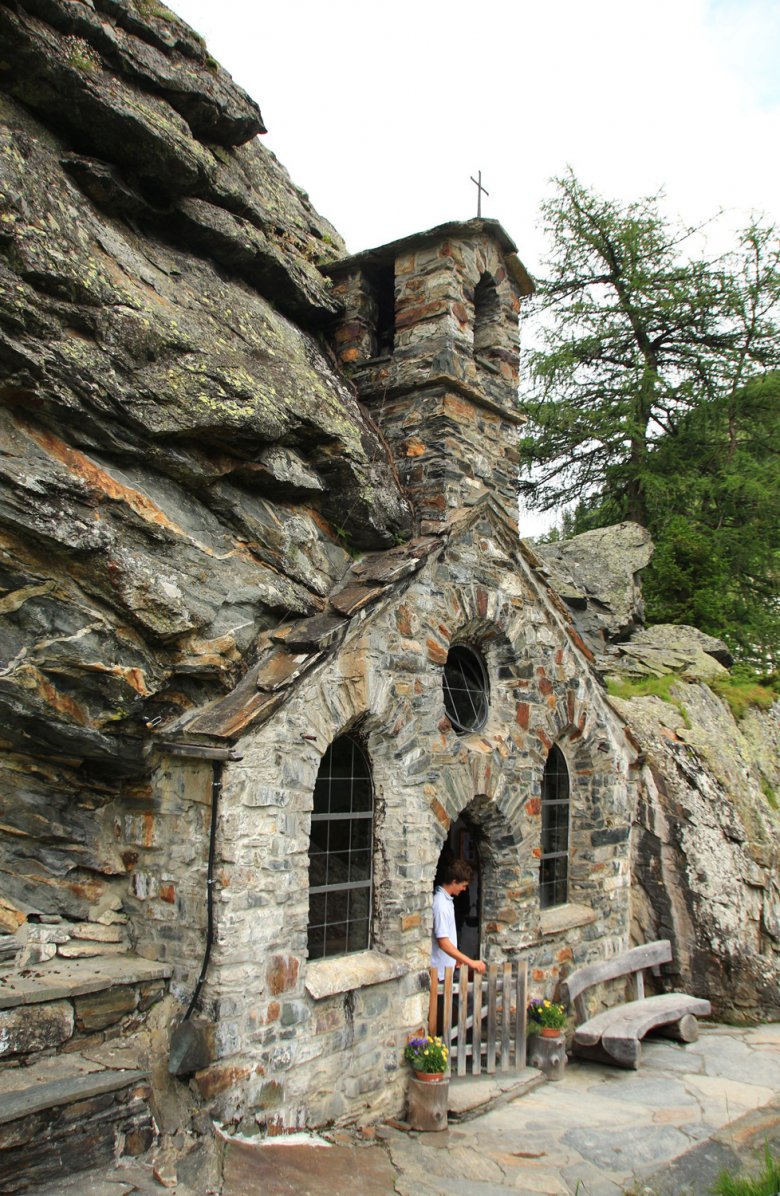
[431, 885, 457, 980]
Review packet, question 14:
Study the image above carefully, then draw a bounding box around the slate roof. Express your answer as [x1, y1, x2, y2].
[163, 495, 593, 747]
[324, 218, 535, 297]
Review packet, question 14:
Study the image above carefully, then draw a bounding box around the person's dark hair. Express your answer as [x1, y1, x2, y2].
[442, 859, 472, 885]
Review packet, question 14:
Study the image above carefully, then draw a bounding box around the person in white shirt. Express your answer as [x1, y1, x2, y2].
[431, 859, 486, 980]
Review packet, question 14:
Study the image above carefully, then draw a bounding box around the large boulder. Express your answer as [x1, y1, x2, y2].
[607, 624, 733, 681]
[534, 522, 653, 644]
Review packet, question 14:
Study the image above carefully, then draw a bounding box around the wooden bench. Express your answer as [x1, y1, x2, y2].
[560, 940, 711, 1069]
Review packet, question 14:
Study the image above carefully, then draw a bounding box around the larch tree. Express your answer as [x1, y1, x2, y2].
[519, 170, 780, 529]
[520, 172, 780, 664]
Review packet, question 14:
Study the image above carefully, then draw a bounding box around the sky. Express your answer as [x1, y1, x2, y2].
[170, 0, 779, 268]
[169, 0, 780, 533]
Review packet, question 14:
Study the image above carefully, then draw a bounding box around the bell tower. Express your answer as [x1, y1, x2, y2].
[325, 219, 533, 531]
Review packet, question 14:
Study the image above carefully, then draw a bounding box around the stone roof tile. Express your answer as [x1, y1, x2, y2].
[271, 613, 347, 652]
[255, 649, 323, 692]
[328, 582, 388, 618]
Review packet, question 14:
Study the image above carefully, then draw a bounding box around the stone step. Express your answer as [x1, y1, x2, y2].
[0, 1054, 155, 1192]
[0, 955, 171, 1068]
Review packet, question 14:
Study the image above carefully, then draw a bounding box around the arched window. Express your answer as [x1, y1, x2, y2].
[473, 272, 501, 355]
[539, 745, 570, 909]
[442, 644, 489, 734]
[307, 735, 373, 959]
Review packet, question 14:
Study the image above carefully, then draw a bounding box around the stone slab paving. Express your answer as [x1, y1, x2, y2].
[20, 1024, 780, 1195]
[222, 1138, 397, 1196]
[637, 1094, 780, 1196]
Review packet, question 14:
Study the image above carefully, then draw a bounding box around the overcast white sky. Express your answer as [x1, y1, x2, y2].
[171, 0, 779, 271]
[169, 0, 779, 535]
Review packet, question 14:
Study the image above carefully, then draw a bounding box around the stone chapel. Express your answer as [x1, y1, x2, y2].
[1, 4, 776, 1181]
[147, 219, 639, 1130]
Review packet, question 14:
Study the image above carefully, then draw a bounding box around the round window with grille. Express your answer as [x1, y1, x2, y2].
[442, 644, 489, 733]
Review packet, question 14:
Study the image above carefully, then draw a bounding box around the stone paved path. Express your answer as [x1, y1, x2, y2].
[30, 1023, 780, 1196]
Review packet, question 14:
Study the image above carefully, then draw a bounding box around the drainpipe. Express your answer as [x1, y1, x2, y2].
[158, 742, 242, 1076]
[184, 759, 223, 1022]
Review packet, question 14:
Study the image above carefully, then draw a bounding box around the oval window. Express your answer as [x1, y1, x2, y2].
[442, 644, 489, 733]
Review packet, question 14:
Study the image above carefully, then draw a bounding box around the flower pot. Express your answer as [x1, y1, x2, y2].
[540, 1027, 562, 1038]
[414, 1070, 446, 1083]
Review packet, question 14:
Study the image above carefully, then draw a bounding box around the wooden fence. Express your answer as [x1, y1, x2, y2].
[427, 960, 528, 1076]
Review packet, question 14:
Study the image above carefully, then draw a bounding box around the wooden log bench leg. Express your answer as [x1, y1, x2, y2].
[654, 1013, 700, 1044]
[602, 1037, 642, 1070]
[573, 1038, 642, 1069]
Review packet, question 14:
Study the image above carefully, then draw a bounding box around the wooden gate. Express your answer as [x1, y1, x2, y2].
[427, 960, 528, 1076]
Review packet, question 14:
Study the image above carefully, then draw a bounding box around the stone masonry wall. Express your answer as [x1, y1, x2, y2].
[121, 760, 213, 1004]
[391, 233, 521, 408]
[372, 386, 522, 530]
[151, 507, 637, 1131]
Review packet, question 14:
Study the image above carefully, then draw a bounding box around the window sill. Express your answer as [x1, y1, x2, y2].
[539, 903, 597, 938]
[305, 950, 410, 1000]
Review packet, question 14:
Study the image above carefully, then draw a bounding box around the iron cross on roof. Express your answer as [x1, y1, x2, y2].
[470, 171, 489, 218]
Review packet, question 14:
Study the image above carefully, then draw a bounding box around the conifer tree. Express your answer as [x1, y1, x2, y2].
[521, 172, 780, 663]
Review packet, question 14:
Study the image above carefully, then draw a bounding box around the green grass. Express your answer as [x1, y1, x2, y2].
[712, 1145, 780, 1195]
[710, 669, 779, 721]
[606, 673, 691, 729]
[607, 667, 780, 728]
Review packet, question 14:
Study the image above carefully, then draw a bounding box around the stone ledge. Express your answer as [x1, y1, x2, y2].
[447, 1066, 545, 1122]
[305, 951, 409, 1000]
[539, 903, 598, 938]
[0, 955, 171, 1009]
[0, 1066, 147, 1124]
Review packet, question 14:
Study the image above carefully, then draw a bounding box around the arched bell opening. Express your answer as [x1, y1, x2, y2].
[473, 271, 501, 355]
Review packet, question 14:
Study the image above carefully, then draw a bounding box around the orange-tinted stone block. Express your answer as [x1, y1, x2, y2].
[267, 954, 299, 996]
[396, 604, 412, 636]
[431, 798, 450, 830]
[194, 1064, 252, 1100]
[426, 637, 448, 664]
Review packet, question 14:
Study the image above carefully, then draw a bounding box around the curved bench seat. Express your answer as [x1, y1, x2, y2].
[573, 992, 712, 1068]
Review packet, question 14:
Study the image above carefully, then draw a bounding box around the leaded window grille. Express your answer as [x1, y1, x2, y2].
[539, 744, 570, 909]
[442, 644, 489, 734]
[307, 735, 373, 960]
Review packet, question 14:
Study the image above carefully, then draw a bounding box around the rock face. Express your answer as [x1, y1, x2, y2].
[615, 685, 779, 1021]
[607, 624, 734, 681]
[0, 0, 778, 1159]
[541, 524, 780, 1020]
[0, 0, 412, 924]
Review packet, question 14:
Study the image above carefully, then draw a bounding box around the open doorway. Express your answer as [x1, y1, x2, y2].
[434, 812, 482, 961]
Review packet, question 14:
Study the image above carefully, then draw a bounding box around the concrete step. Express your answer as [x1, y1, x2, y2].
[0, 1053, 155, 1193]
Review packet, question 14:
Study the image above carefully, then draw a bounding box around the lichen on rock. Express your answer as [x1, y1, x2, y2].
[0, 0, 411, 921]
